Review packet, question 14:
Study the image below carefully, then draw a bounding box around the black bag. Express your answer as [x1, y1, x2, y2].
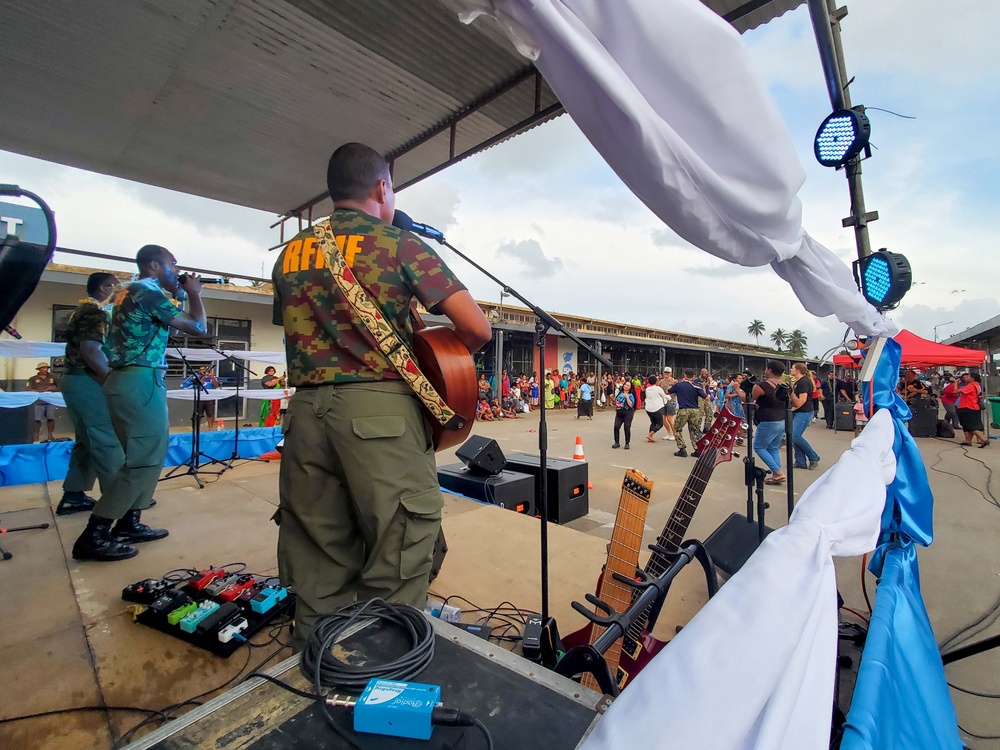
[936, 420, 956, 439]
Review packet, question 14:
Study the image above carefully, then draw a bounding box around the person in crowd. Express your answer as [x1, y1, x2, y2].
[956, 372, 988, 448]
[72, 245, 208, 562]
[478, 373, 492, 403]
[490, 396, 506, 419]
[197, 365, 221, 428]
[899, 370, 926, 404]
[821, 371, 837, 429]
[631, 373, 643, 410]
[661, 367, 677, 440]
[577, 375, 594, 420]
[751, 360, 788, 484]
[853, 396, 869, 437]
[260, 366, 284, 426]
[644, 374, 669, 443]
[839, 373, 856, 404]
[544, 372, 557, 410]
[940, 374, 961, 430]
[501, 370, 510, 401]
[612, 379, 636, 450]
[698, 368, 715, 432]
[56, 272, 123, 516]
[27, 361, 59, 442]
[499, 395, 519, 419]
[789, 362, 821, 470]
[810, 370, 822, 422]
[603, 373, 615, 410]
[667, 369, 708, 458]
[477, 397, 495, 421]
[724, 372, 745, 421]
[530, 373, 539, 409]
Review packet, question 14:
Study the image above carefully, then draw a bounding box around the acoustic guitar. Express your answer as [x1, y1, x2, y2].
[411, 325, 477, 452]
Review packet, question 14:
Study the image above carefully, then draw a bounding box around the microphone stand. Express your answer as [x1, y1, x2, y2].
[208, 346, 266, 468]
[160, 348, 226, 488]
[417, 230, 613, 641]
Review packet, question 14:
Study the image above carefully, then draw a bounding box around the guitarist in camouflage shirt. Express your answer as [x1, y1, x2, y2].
[271, 143, 490, 650]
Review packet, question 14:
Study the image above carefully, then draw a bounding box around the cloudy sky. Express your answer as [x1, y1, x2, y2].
[2, 0, 997, 358]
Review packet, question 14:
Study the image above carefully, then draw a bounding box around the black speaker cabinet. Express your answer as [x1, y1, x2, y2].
[704, 513, 774, 577]
[438, 463, 535, 515]
[503, 453, 589, 524]
[907, 399, 938, 438]
[835, 406, 856, 432]
[456, 435, 507, 476]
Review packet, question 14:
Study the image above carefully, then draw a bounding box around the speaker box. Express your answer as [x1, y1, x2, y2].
[704, 513, 774, 577]
[502, 453, 589, 524]
[456, 435, 507, 476]
[835, 406, 856, 432]
[438, 464, 535, 515]
[907, 399, 938, 438]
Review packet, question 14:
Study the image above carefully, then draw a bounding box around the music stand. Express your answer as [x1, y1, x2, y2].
[160, 347, 226, 489]
[209, 346, 267, 468]
[0, 522, 50, 561]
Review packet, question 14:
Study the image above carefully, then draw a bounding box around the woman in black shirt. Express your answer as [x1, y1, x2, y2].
[751, 361, 788, 484]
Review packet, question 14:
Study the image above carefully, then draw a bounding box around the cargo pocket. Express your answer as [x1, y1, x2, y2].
[352, 415, 406, 440]
[124, 432, 168, 468]
[398, 488, 443, 580]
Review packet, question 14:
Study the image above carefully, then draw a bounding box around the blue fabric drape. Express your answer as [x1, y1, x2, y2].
[842, 338, 961, 749]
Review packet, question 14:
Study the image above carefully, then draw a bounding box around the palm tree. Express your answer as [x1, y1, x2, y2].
[747, 320, 765, 345]
[770, 328, 787, 351]
[787, 329, 808, 357]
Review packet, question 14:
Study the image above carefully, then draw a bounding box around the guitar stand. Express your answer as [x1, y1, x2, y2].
[556, 541, 718, 696]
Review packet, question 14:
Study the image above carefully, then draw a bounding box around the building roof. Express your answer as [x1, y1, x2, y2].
[943, 315, 1000, 346]
[0, 0, 803, 221]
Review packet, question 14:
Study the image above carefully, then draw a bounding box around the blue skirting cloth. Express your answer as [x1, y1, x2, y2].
[0, 428, 282, 487]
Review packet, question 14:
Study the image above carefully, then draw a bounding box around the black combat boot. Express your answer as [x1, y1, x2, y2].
[72, 515, 138, 561]
[112, 509, 169, 544]
[56, 491, 97, 516]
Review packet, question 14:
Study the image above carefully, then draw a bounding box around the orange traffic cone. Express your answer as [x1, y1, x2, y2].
[573, 436, 586, 461]
[259, 450, 282, 461]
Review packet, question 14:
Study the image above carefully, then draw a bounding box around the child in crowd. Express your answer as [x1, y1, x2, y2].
[477, 398, 495, 421]
[853, 397, 869, 437]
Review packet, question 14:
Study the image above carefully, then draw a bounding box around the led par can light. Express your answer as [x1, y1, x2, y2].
[854, 250, 912, 310]
[814, 107, 871, 167]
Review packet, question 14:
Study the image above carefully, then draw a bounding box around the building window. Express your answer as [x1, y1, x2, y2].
[166, 316, 252, 384]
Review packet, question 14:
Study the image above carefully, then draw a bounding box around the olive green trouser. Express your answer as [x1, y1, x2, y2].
[698, 396, 715, 431]
[276, 381, 442, 651]
[61, 368, 125, 495]
[674, 408, 702, 451]
[93, 367, 168, 520]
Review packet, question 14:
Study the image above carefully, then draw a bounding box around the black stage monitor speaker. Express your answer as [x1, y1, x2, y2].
[704, 513, 775, 577]
[438, 463, 535, 515]
[503, 453, 588, 524]
[456, 435, 507, 476]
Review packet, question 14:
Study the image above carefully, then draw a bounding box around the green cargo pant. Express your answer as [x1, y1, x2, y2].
[698, 396, 715, 432]
[61, 368, 125, 495]
[674, 408, 702, 451]
[93, 366, 168, 520]
[276, 380, 443, 652]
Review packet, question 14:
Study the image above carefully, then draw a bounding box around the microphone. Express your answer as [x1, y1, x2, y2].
[178, 274, 227, 285]
[392, 210, 446, 243]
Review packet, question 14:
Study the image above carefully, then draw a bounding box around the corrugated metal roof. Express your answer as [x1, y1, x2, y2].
[0, 0, 803, 218]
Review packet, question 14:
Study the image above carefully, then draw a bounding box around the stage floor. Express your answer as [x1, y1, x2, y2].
[1, 407, 997, 749]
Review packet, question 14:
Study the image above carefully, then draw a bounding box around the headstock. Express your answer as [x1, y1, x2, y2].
[694, 406, 742, 467]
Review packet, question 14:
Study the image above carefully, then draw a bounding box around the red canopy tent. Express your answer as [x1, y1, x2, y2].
[833, 329, 987, 369]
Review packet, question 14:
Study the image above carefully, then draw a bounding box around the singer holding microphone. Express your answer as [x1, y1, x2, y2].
[72, 245, 209, 562]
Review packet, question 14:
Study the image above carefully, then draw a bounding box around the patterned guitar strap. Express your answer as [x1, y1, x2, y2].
[311, 220, 465, 432]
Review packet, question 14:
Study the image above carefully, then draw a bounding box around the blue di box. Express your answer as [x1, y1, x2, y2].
[354, 679, 441, 741]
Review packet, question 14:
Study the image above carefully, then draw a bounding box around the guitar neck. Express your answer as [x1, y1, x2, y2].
[622, 449, 718, 646]
[580, 469, 651, 692]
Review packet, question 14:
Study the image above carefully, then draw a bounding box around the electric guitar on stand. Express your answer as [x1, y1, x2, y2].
[563, 469, 653, 692]
[563, 407, 742, 691]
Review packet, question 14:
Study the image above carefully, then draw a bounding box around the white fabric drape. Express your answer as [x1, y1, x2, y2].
[0, 342, 288, 366]
[578, 410, 896, 750]
[166, 387, 294, 402]
[0, 392, 66, 408]
[0, 340, 68, 358]
[456, 0, 897, 336]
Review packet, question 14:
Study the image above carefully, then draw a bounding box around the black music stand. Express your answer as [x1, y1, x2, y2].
[160, 348, 226, 489]
[0, 522, 50, 561]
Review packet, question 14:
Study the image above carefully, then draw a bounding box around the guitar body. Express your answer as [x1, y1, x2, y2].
[411, 325, 477, 452]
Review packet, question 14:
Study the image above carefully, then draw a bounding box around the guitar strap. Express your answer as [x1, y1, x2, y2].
[311, 220, 464, 431]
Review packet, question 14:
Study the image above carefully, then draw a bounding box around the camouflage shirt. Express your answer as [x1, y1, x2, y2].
[64, 299, 110, 371]
[272, 208, 466, 386]
[106, 278, 182, 369]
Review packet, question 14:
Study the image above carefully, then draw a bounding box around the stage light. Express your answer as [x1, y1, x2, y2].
[814, 107, 871, 167]
[854, 249, 911, 310]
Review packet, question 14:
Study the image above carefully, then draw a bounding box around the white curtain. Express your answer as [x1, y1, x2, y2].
[579, 410, 897, 750]
[456, 0, 897, 336]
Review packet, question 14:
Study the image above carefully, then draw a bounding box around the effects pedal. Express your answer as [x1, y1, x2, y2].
[250, 586, 288, 614]
[522, 615, 543, 661]
[180, 601, 220, 634]
[203, 574, 238, 597]
[148, 590, 191, 616]
[195, 602, 241, 636]
[218, 575, 256, 602]
[218, 617, 249, 643]
[122, 578, 170, 604]
[189, 568, 227, 592]
[454, 622, 492, 640]
[167, 602, 199, 626]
